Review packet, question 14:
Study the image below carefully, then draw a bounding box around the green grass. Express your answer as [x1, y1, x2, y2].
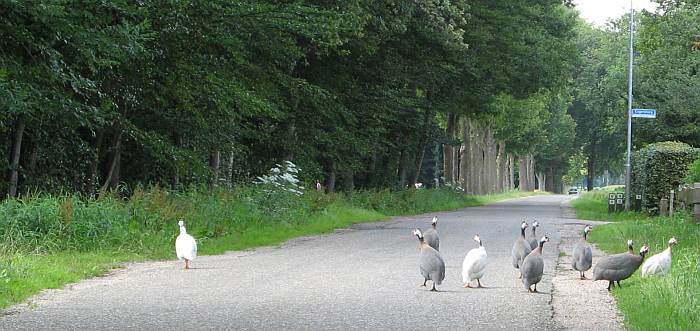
[573, 191, 700, 330]
[0, 187, 541, 309]
[571, 189, 650, 222]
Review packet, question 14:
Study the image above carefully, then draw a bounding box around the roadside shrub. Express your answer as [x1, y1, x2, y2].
[631, 141, 698, 213]
[685, 152, 700, 183]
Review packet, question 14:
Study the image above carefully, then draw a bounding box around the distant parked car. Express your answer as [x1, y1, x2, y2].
[568, 188, 579, 195]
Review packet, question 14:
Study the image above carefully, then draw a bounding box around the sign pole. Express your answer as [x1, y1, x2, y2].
[624, 0, 634, 211]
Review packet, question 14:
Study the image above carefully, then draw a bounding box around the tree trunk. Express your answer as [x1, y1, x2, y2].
[536, 172, 546, 191]
[398, 139, 409, 189]
[100, 132, 122, 193]
[209, 150, 221, 188]
[545, 167, 556, 193]
[171, 132, 183, 190]
[459, 117, 471, 192]
[227, 150, 235, 188]
[443, 113, 456, 186]
[508, 153, 515, 191]
[518, 157, 526, 191]
[485, 126, 497, 194]
[409, 108, 433, 188]
[87, 129, 105, 198]
[433, 140, 440, 188]
[528, 154, 536, 192]
[586, 157, 595, 192]
[496, 142, 506, 193]
[343, 170, 354, 192]
[7, 117, 26, 198]
[326, 160, 336, 193]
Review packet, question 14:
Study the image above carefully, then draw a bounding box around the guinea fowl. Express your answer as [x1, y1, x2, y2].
[522, 236, 549, 293]
[593, 243, 650, 291]
[175, 220, 197, 270]
[511, 221, 531, 278]
[462, 234, 488, 288]
[572, 225, 593, 279]
[414, 228, 445, 291]
[528, 221, 540, 250]
[626, 239, 634, 254]
[641, 237, 678, 277]
[423, 217, 440, 251]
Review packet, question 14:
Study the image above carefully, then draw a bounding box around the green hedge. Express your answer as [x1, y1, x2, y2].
[685, 152, 700, 183]
[631, 141, 698, 213]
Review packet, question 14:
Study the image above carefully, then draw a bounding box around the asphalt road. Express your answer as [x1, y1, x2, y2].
[1, 195, 571, 330]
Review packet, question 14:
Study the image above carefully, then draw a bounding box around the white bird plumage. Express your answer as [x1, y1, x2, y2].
[462, 234, 488, 288]
[641, 237, 677, 277]
[176, 220, 197, 270]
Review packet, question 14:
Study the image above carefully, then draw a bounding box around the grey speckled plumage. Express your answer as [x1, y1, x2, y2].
[414, 228, 445, 291]
[423, 217, 439, 251]
[511, 222, 531, 271]
[593, 244, 649, 291]
[572, 226, 593, 279]
[522, 236, 548, 292]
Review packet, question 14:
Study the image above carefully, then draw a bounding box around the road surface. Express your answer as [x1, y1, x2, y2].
[2, 195, 581, 330]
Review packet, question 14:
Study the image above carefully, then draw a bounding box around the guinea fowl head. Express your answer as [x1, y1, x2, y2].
[627, 239, 634, 251]
[640, 244, 650, 257]
[668, 237, 678, 247]
[413, 228, 424, 240]
[178, 220, 184, 227]
[584, 225, 592, 234]
[431, 217, 437, 228]
[539, 235, 549, 246]
[473, 234, 482, 246]
[521, 221, 528, 230]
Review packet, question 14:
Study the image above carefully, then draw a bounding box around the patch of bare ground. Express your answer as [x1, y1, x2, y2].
[551, 199, 624, 331]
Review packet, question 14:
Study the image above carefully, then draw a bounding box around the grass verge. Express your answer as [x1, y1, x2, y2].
[0, 187, 542, 309]
[572, 191, 700, 330]
[570, 189, 649, 222]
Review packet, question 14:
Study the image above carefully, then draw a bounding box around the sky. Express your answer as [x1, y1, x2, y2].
[573, 0, 658, 26]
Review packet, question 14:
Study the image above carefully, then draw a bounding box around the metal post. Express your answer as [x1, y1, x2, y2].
[669, 189, 675, 218]
[624, 0, 635, 211]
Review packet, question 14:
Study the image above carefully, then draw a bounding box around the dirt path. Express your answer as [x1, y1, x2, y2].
[551, 199, 624, 330]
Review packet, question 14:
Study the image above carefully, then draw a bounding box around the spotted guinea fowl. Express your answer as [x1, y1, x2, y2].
[423, 216, 440, 251]
[527, 221, 540, 250]
[572, 225, 593, 279]
[462, 234, 488, 288]
[641, 237, 677, 277]
[593, 242, 649, 291]
[522, 235, 549, 293]
[176, 219, 197, 270]
[414, 228, 445, 291]
[511, 221, 531, 278]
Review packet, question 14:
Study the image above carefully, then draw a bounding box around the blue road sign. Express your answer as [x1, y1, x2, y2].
[632, 109, 657, 118]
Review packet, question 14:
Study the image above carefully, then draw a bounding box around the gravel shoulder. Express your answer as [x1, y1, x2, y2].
[550, 198, 624, 330]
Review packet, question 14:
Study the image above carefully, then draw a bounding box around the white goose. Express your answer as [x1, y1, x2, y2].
[176, 220, 197, 270]
[462, 234, 488, 288]
[641, 237, 677, 277]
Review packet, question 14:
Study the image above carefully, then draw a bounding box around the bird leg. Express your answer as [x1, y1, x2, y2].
[580, 272, 587, 280]
[616, 281, 621, 288]
[477, 279, 483, 288]
[533, 284, 538, 293]
[430, 282, 438, 292]
[607, 281, 612, 291]
[421, 279, 427, 287]
[184, 259, 189, 270]
[463, 283, 472, 288]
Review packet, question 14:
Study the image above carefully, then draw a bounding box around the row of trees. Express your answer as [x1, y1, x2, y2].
[1, 1, 697, 197]
[0, 0, 581, 197]
[569, 0, 699, 191]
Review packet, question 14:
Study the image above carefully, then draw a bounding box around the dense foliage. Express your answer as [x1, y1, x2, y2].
[0, 0, 583, 197]
[631, 141, 698, 212]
